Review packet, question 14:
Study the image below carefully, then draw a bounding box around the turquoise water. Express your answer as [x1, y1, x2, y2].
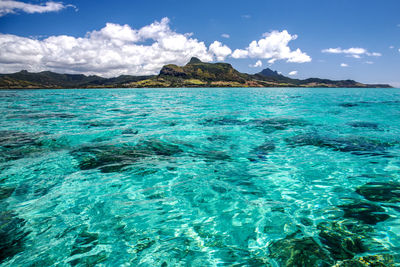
[0, 88, 400, 266]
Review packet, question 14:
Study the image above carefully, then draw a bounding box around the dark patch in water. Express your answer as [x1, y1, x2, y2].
[286, 133, 394, 157]
[339, 100, 400, 108]
[211, 185, 228, 194]
[251, 117, 308, 133]
[338, 201, 390, 225]
[0, 130, 41, 149]
[84, 120, 114, 128]
[69, 230, 107, 266]
[136, 140, 183, 156]
[132, 237, 156, 253]
[71, 139, 183, 173]
[121, 129, 139, 135]
[200, 116, 308, 134]
[201, 117, 246, 126]
[317, 221, 369, 260]
[356, 182, 400, 203]
[248, 141, 275, 161]
[70, 230, 98, 256]
[269, 231, 333, 266]
[0, 211, 30, 263]
[0, 187, 15, 200]
[347, 121, 379, 129]
[207, 135, 230, 143]
[14, 184, 29, 197]
[0, 130, 45, 162]
[339, 103, 359, 107]
[333, 254, 395, 267]
[299, 217, 313, 226]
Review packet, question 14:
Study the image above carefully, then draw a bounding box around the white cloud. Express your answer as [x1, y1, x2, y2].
[368, 52, 381, 57]
[231, 30, 311, 63]
[209, 41, 232, 61]
[249, 60, 262, 68]
[231, 49, 249, 59]
[322, 47, 381, 58]
[365, 61, 373, 64]
[389, 46, 394, 49]
[340, 63, 348, 67]
[0, 1, 75, 16]
[241, 14, 251, 19]
[0, 17, 235, 77]
[288, 70, 297, 76]
[221, 33, 230, 38]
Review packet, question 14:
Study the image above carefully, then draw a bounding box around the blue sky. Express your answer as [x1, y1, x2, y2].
[0, 0, 399, 86]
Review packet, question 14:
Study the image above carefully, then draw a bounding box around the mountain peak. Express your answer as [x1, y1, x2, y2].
[188, 57, 202, 64]
[258, 68, 281, 77]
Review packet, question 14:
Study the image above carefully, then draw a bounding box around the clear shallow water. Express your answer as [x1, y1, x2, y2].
[0, 88, 400, 266]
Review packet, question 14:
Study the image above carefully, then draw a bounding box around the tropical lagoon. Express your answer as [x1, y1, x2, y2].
[0, 87, 399, 266]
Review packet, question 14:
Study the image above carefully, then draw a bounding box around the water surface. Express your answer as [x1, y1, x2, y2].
[0, 88, 400, 266]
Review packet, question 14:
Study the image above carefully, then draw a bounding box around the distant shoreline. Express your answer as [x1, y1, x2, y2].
[0, 87, 397, 91]
[0, 58, 393, 89]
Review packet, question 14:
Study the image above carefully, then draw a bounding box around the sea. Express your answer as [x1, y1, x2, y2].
[0, 87, 399, 266]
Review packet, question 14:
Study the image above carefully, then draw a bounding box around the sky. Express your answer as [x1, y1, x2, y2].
[0, 0, 399, 86]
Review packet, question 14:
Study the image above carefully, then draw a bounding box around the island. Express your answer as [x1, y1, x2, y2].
[0, 57, 392, 89]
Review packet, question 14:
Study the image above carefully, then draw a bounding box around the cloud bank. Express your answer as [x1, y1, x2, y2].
[0, 1, 74, 16]
[0, 18, 311, 76]
[322, 47, 381, 58]
[0, 18, 235, 77]
[231, 30, 311, 63]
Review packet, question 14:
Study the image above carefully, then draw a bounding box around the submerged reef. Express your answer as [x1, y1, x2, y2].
[248, 140, 275, 162]
[251, 117, 308, 134]
[0, 130, 44, 162]
[0, 210, 30, 263]
[286, 133, 395, 157]
[356, 182, 400, 203]
[71, 139, 183, 173]
[269, 231, 333, 266]
[347, 121, 379, 129]
[338, 201, 390, 225]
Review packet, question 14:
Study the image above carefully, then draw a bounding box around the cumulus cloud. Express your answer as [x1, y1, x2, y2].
[322, 47, 381, 58]
[0, 17, 234, 77]
[209, 41, 232, 61]
[221, 33, 230, 38]
[0, 1, 75, 16]
[288, 70, 297, 76]
[340, 63, 348, 67]
[231, 30, 311, 64]
[249, 60, 262, 68]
